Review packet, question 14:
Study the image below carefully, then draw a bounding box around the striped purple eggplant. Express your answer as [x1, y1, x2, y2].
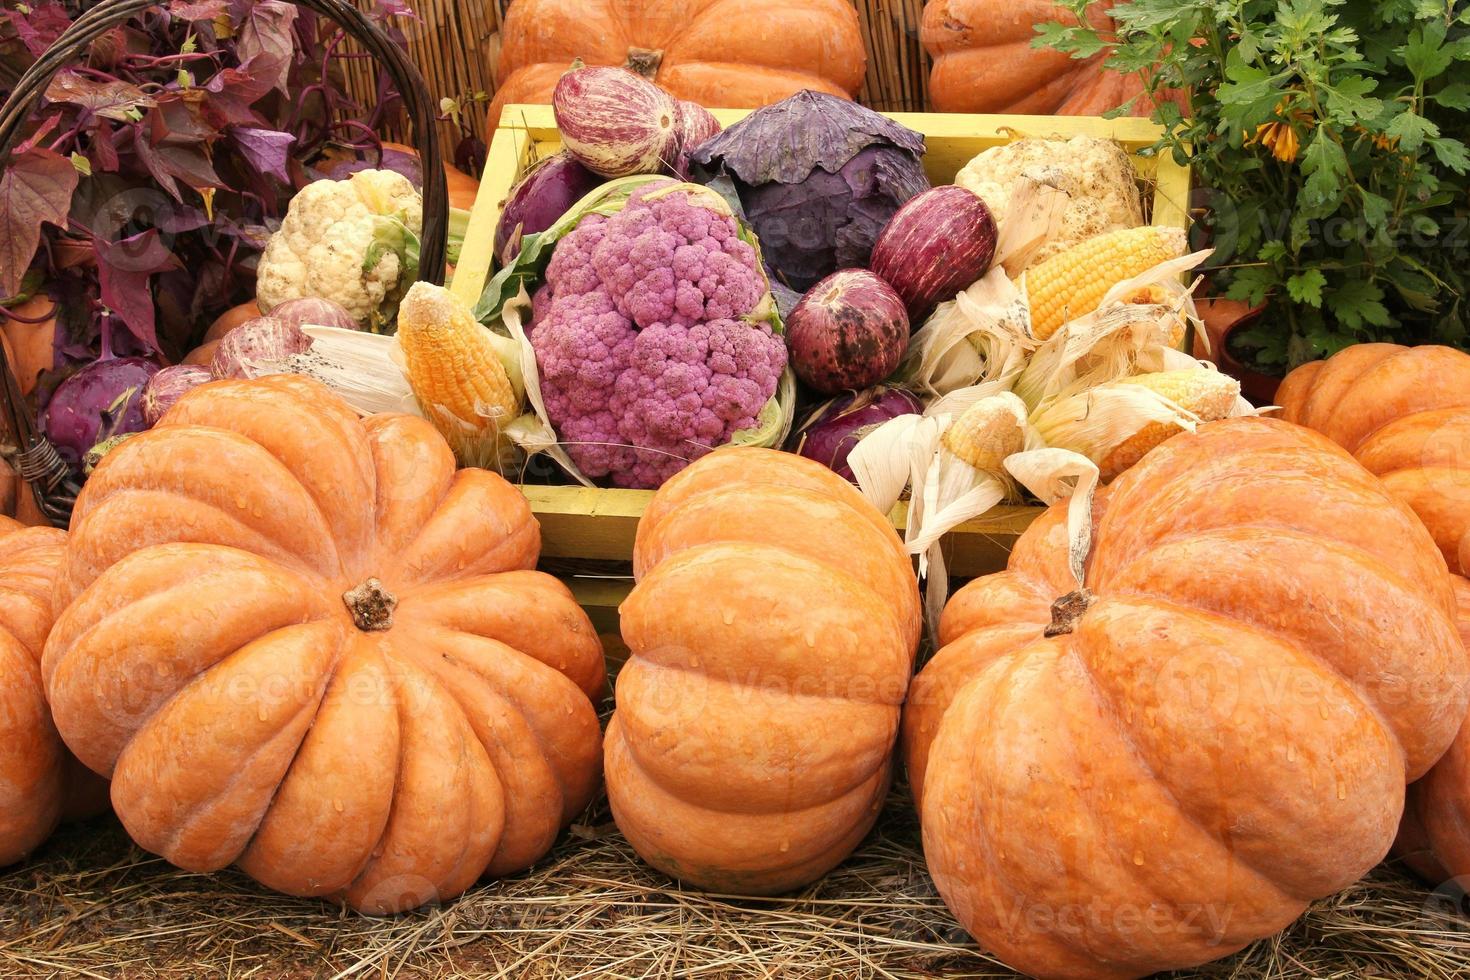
[553, 65, 680, 178]
[670, 100, 722, 179]
[869, 185, 997, 323]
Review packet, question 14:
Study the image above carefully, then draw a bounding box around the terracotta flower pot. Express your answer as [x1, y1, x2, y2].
[1193, 296, 1284, 405]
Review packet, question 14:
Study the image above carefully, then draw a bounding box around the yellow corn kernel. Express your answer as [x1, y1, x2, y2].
[942, 394, 1027, 474]
[1101, 370, 1240, 478]
[396, 281, 520, 467]
[1025, 226, 1189, 341]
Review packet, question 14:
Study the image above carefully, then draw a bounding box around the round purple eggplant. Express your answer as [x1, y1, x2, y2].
[787, 269, 909, 394]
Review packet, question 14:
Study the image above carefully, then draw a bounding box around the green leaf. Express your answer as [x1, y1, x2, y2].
[1322, 74, 1383, 125]
[1301, 133, 1348, 213]
[69, 152, 91, 177]
[1328, 277, 1392, 329]
[1259, 240, 1289, 262]
[1430, 136, 1470, 174]
[1225, 267, 1277, 307]
[1402, 20, 1453, 80]
[1386, 111, 1438, 152]
[1357, 190, 1393, 240]
[1433, 82, 1470, 109]
[1287, 268, 1328, 307]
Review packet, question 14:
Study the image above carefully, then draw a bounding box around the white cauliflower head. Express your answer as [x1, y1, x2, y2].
[956, 135, 1144, 267]
[256, 169, 424, 327]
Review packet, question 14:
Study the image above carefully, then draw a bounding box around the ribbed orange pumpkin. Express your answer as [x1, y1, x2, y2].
[607, 448, 920, 894]
[903, 418, 1469, 980]
[1397, 577, 1470, 888]
[923, 0, 1160, 115]
[42, 375, 606, 914]
[1278, 344, 1470, 894]
[1277, 343, 1470, 575]
[0, 516, 107, 866]
[488, 0, 866, 133]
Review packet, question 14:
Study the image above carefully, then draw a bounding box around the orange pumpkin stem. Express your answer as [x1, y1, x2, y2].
[343, 578, 397, 632]
[623, 47, 664, 77]
[1043, 588, 1095, 638]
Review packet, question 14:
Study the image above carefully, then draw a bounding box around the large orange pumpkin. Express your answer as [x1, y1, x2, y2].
[1277, 344, 1470, 893]
[1277, 343, 1470, 575]
[488, 0, 866, 133]
[903, 418, 1469, 979]
[606, 448, 920, 894]
[42, 375, 606, 913]
[0, 516, 107, 865]
[923, 0, 1163, 115]
[1397, 577, 1470, 888]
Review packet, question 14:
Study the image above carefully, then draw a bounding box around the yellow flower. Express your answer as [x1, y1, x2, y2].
[1244, 97, 1312, 163]
[1249, 120, 1300, 162]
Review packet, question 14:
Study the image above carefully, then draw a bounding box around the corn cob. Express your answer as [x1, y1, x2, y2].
[1104, 370, 1239, 477]
[1025, 226, 1188, 341]
[1120, 283, 1190, 349]
[942, 394, 1027, 474]
[396, 281, 521, 468]
[1033, 369, 1239, 480]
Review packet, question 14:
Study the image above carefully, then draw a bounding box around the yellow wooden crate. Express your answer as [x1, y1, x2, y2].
[451, 105, 1192, 623]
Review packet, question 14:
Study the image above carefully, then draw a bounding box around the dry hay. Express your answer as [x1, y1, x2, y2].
[0, 784, 1466, 979]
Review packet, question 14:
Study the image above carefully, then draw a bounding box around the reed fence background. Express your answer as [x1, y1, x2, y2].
[350, 0, 931, 151]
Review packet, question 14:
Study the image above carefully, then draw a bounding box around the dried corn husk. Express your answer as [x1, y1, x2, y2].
[279, 326, 424, 418]
[499, 290, 596, 487]
[850, 389, 1036, 631]
[903, 269, 1034, 397]
[1031, 368, 1250, 481]
[1004, 447, 1100, 589]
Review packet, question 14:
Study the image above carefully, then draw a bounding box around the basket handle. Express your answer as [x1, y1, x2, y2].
[0, 0, 447, 528]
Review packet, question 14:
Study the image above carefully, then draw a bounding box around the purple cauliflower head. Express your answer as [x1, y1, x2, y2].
[532, 183, 787, 488]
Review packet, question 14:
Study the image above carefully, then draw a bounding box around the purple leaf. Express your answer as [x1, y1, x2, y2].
[237, 1, 298, 96]
[14, 116, 61, 156]
[91, 121, 121, 173]
[168, 0, 230, 21]
[202, 60, 278, 124]
[151, 94, 218, 145]
[44, 71, 157, 123]
[132, 136, 181, 201]
[230, 127, 296, 182]
[2, 1, 72, 58]
[0, 148, 80, 298]
[96, 230, 183, 352]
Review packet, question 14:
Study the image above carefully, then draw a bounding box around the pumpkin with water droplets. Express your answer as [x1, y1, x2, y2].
[903, 417, 1469, 979]
[606, 448, 921, 894]
[41, 375, 606, 914]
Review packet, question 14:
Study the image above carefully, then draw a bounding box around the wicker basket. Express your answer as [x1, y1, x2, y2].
[0, 0, 451, 528]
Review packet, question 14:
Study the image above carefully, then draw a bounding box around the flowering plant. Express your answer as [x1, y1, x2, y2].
[1040, 0, 1470, 369]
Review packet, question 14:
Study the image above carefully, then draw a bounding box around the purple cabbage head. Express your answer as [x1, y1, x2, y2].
[41, 356, 159, 474]
[691, 91, 930, 292]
